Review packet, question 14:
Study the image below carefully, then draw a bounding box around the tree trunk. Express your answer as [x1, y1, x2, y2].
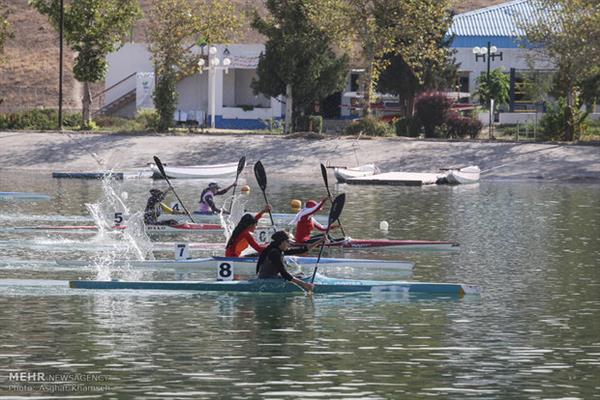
[362, 59, 373, 117]
[82, 81, 92, 128]
[285, 84, 293, 134]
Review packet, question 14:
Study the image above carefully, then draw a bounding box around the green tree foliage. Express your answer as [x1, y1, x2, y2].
[0, 2, 12, 60]
[475, 68, 510, 109]
[526, 0, 600, 140]
[251, 0, 349, 132]
[308, 0, 453, 116]
[377, 34, 459, 116]
[146, 0, 242, 131]
[30, 0, 140, 128]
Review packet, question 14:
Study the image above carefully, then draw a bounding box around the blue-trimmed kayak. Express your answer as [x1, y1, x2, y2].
[69, 275, 480, 296]
[0, 192, 51, 201]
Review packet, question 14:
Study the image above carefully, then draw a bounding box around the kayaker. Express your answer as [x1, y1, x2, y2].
[256, 231, 322, 292]
[225, 205, 272, 257]
[197, 182, 235, 214]
[291, 198, 340, 244]
[144, 188, 178, 226]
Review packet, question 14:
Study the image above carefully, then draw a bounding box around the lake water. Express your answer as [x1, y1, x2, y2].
[0, 170, 599, 399]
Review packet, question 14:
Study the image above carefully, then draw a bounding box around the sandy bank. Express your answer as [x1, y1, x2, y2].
[0, 131, 599, 182]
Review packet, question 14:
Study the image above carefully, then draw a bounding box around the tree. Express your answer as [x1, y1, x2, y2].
[30, 0, 140, 128]
[0, 1, 12, 60]
[525, 0, 600, 140]
[146, 0, 242, 131]
[308, 0, 453, 116]
[251, 0, 349, 133]
[377, 34, 459, 116]
[475, 68, 510, 109]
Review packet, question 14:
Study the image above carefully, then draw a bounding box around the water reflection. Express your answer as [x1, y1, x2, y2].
[0, 170, 599, 398]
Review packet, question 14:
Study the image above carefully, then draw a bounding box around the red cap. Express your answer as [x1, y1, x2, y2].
[306, 200, 318, 208]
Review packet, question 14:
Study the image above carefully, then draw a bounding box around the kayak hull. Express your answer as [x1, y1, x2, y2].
[159, 211, 328, 225]
[150, 163, 238, 179]
[69, 275, 479, 296]
[56, 256, 414, 271]
[3, 223, 222, 234]
[0, 192, 51, 201]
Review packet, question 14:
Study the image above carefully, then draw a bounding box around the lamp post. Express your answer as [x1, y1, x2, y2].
[473, 42, 503, 139]
[198, 46, 231, 129]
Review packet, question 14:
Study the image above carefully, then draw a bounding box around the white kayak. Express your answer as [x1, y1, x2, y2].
[334, 164, 379, 183]
[158, 211, 328, 225]
[0, 192, 51, 201]
[55, 255, 414, 272]
[445, 165, 480, 184]
[1, 222, 223, 234]
[150, 162, 239, 179]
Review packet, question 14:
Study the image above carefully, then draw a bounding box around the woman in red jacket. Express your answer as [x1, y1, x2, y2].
[292, 198, 339, 244]
[225, 205, 272, 257]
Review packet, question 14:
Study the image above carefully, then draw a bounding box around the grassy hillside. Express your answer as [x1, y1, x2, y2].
[0, 0, 505, 113]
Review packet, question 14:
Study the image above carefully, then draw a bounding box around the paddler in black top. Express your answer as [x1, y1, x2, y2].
[256, 231, 323, 292]
[144, 188, 178, 225]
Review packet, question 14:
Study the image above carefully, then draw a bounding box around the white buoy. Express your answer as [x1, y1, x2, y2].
[379, 220, 389, 231]
[121, 191, 128, 200]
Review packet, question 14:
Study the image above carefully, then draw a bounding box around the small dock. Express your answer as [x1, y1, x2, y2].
[346, 172, 444, 186]
[52, 172, 124, 180]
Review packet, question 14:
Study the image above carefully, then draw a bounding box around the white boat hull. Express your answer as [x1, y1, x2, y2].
[150, 162, 238, 179]
[55, 256, 414, 272]
[446, 165, 480, 184]
[334, 164, 379, 183]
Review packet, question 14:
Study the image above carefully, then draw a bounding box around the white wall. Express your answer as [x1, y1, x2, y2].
[105, 43, 153, 105]
[453, 47, 554, 97]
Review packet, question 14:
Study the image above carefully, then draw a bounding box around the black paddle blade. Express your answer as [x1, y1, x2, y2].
[320, 163, 329, 189]
[153, 156, 167, 179]
[328, 193, 345, 226]
[254, 161, 267, 191]
[237, 156, 246, 176]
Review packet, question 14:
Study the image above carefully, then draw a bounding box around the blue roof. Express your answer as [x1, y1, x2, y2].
[448, 0, 544, 37]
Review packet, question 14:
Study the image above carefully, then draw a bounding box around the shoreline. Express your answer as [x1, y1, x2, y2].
[1, 131, 599, 182]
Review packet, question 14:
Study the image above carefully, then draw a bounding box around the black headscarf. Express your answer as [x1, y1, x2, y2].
[226, 213, 258, 249]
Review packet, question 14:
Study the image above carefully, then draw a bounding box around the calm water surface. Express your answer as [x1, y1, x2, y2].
[0, 170, 599, 399]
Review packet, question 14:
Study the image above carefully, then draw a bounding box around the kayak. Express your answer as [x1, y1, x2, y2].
[0, 192, 51, 201]
[327, 238, 459, 251]
[150, 162, 238, 179]
[178, 238, 459, 252]
[158, 211, 328, 225]
[55, 255, 414, 271]
[69, 274, 480, 296]
[2, 223, 222, 234]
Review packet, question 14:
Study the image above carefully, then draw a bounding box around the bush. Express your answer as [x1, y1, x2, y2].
[414, 92, 453, 138]
[539, 97, 588, 141]
[295, 115, 324, 133]
[394, 116, 420, 137]
[445, 112, 483, 139]
[343, 116, 394, 137]
[136, 109, 160, 131]
[0, 109, 80, 130]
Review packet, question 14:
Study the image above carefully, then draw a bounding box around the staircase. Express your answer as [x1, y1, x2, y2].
[94, 89, 135, 116]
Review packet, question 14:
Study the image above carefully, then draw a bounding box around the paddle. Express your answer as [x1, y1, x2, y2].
[153, 156, 196, 223]
[320, 163, 346, 237]
[253, 160, 275, 226]
[227, 156, 246, 213]
[231, 156, 246, 199]
[311, 193, 346, 283]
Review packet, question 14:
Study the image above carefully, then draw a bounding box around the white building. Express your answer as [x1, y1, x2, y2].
[101, 43, 283, 130]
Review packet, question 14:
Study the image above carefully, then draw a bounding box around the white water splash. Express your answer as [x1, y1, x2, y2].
[83, 176, 154, 280]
